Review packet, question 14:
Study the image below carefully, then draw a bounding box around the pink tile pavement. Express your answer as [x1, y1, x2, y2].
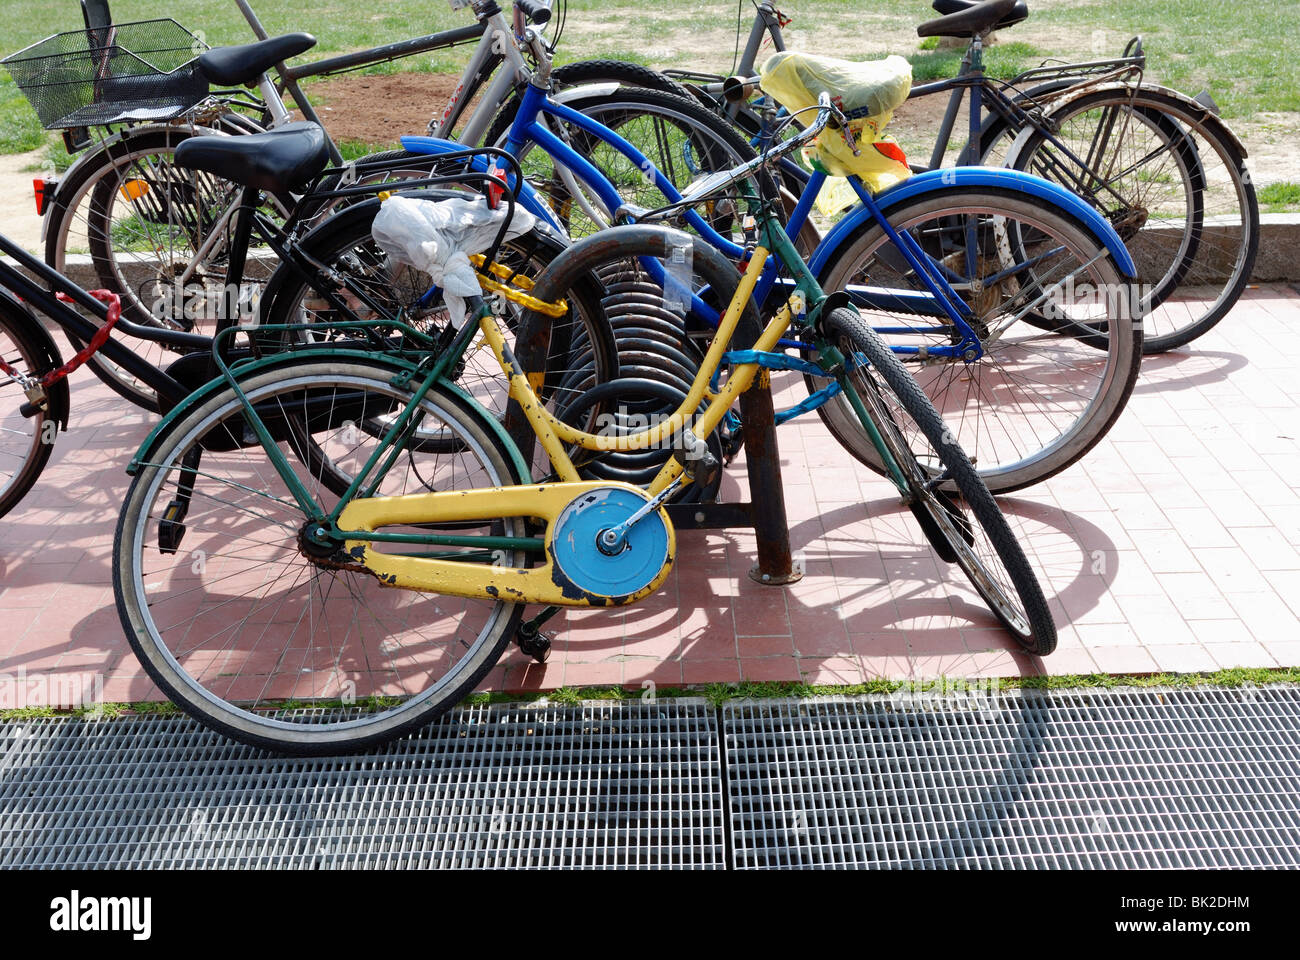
[2, 287, 1299, 707]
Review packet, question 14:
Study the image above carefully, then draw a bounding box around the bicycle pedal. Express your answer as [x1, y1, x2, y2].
[157, 500, 188, 555]
[515, 623, 553, 664]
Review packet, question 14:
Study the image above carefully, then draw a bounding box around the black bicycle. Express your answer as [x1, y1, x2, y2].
[8, 0, 677, 409]
[0, 132, 618, 518]
[667, 0, 1259, 354]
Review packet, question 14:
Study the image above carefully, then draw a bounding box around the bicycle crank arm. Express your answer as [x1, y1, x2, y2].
[336, 481, 675, 607]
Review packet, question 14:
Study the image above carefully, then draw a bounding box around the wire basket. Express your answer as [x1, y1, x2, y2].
[2, 19, 209, 129]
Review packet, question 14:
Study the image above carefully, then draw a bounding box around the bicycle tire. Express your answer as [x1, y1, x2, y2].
[823, 306, 1056, 654]
[113, 355, 528, 755]
[258, 195, 620, 450]
[482, 59, 688, 148]
[483, 85, 765, 241]
[816, 187, 1142, 493]
[1008, 86, 1259, 353]
[0, 306, 58, 518]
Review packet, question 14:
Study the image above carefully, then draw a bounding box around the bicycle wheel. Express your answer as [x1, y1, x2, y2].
[823, 307, 1056, 654]
[259, 195, 619, 474]
[817, 187, 1142, 493]
[1009, 86, 1259, 353]
[483, 86, 764, 241]
[45, 124, 288, 410]
[113, 356, 528, 755]
[0, 306, 57, 518]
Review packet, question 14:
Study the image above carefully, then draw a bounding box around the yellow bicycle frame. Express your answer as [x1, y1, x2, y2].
[338, 249, 794, 605]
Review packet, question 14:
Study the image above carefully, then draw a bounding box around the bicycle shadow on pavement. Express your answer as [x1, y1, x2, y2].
[1132, 349, 1247, 394]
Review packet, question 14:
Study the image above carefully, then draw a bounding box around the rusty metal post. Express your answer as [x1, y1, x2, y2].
[738, 367, 801, 585]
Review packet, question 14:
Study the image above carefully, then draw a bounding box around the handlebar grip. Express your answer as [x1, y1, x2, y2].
[514, 0, 552, 25]
[722, 76, 760, 104]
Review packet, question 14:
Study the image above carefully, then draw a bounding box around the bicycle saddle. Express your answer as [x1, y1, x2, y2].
[760, 51, 912, 119]
[174, 122, 330, 194]
[197, 33, 317, 87]
[918, 0, 1025, 38]
[932, 0, 1030, 29]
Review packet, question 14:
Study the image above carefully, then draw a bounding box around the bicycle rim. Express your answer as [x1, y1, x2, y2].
[114, 363, 525, 754]
[826, 310, 1055, 652]
[819, 190, 1141, 493]
[0, 314, 53, 517]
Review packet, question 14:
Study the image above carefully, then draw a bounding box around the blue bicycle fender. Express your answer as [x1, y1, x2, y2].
[808, 167, 1137, 279]
[398, 135, 567, 234]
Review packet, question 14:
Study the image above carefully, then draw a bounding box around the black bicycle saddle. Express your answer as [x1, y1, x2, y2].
[174, 122, 330, 194]
[918, 0, 1027, 39]
[197, 33, 317, 87]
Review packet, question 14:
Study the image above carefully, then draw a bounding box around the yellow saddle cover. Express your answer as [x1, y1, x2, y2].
[759, 51, 913, 196]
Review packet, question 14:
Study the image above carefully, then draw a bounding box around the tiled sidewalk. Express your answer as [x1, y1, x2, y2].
[2, 287, 1299, 703]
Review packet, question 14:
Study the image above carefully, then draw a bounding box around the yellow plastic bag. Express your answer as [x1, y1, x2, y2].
[760, 51, 913, 194]
[815, 176, 859, 218]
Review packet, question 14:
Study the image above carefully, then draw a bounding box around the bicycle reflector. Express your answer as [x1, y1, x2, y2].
[484, 160, 506, 210]
[118, 178, 151, 202]
[31, 178, 56, 216]
[873, 141, 908, 166]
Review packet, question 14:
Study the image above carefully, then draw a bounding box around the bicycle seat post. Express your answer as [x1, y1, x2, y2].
[929, 42, 977, 171]
[967, 35, 985, 164]
[214, 184, 261, 362]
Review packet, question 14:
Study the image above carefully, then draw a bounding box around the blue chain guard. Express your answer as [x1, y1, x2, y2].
[550, 487, 671, 599]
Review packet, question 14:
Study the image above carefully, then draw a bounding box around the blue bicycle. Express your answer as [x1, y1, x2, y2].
[283, 0, 1143, 494]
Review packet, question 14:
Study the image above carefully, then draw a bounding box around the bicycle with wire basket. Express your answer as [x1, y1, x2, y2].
[109, 93, 1057, 755]
[8, 0, 695, 409]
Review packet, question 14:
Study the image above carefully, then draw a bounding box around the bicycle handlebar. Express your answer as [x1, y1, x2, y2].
[640, 93, 837, 219]
[514, 0, 552, 25]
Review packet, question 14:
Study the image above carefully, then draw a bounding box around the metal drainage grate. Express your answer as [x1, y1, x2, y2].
[724, 686, 1300, 869]
[0, 700, 723, 869]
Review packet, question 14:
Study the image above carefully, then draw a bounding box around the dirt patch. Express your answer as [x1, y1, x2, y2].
[1230, 112, 1300, 188]
[298, 67, 958, 163]
[0, 148, 48, 253]
[881, 94, 955, 168]
[294, 72, 473, 146]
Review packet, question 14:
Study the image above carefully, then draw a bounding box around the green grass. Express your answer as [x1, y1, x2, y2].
[0, 0, 1291, 161]
[1039, 0, 1300, 119]
[4, 667, 1297, 723]
[1259, 180, 1300, 213]
[907, 41, 1044, 83]
[0, 72, 46, 153]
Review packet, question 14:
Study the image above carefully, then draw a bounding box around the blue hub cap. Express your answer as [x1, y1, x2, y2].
[550, 487, 671, 600]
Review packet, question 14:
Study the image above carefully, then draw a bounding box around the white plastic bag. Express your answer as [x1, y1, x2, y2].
[370, 194, 537, 327]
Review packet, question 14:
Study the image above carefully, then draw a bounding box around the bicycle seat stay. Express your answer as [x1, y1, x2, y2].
[174, 121, 330, 193]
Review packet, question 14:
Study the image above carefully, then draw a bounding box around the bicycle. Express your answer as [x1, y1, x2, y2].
[0, 136, 617, 518]
[15, 0, 683, 408]
[661, 0, 1259, 355]
[393, 5, 1143, 494]
[111, 94, 1056, 755]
